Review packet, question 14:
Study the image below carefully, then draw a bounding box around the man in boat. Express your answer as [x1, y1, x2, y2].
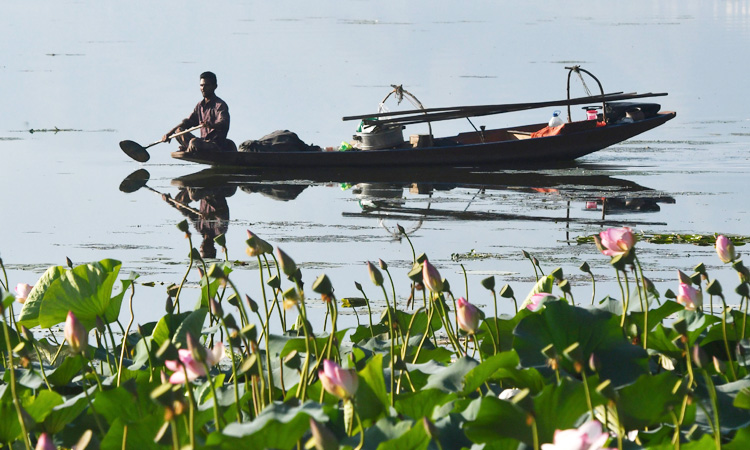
[163, 71, 237, 152]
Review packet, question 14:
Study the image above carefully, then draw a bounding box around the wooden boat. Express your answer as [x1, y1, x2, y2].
[171, 67, 675, 169]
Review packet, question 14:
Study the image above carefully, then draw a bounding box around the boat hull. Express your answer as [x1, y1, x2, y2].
[171, 112, 675, 168]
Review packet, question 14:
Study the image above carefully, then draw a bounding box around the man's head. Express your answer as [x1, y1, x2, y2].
[199, 71, 218, 100]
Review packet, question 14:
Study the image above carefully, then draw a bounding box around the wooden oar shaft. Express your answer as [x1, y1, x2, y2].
[368, 92, 668, 127]
[143, 124, 204, 150]
[342, 92, 629, 121]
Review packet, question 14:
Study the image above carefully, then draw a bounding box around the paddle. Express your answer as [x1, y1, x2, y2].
[119, 169, 204, 217]
[119, 124, 203, 162]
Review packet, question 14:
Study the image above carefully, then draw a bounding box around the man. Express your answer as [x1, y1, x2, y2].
[163, 71, 236, 152]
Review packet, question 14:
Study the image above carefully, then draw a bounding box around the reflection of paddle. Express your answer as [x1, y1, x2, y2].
[119, 125, 203, 162]
[119, 169, 204, 217]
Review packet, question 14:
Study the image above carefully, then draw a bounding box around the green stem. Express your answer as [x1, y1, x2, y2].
[379, 285, 396, 406]
[634, 256, 649, 349]
[117, 281, 137, 387]
[589, 273, 596, 306]
[616, 270, 627, 327]
[219, 318, 242, 423]
[720, 301, 738, 380]
[201, 361, 223, 431]
[175, 234, 196, 314]
[2, 308, 32, 450]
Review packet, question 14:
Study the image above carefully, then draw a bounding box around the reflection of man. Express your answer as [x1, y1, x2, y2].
[162, 186, 235, 258]
[163, 71, 236, 152]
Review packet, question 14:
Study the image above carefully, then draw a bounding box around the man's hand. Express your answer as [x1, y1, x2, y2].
[161, 134, 171, 143]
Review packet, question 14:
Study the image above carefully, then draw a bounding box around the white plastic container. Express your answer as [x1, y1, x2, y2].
[548, 110, 564, 127]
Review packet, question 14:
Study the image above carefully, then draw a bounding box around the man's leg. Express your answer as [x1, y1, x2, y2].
[186, 138, 222, 152]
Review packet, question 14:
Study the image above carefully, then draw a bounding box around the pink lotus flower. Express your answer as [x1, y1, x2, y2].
[526, 293, 557, 312]
[64, 311, 88, 354]
[14, 283, 33, 304]
[318, 359, 358, 400]
[456, 297, 480, 334]
[597, 227, 636, 257]
[422, 260, 443, 293]
[716, 235, 736, 263]
[35, 433, 56, 450]
[165, 342, 225, 384]
[676, 283, 702, 311]
[541, 420, 612, 450]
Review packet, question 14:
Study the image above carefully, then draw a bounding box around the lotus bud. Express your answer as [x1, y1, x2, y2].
[64, 311, 88, 355]
[367, 261, 384, 287]
[705, 279, 723, 296]
[186, 332, 207, 364]
[276, 247, 297, 278]
[177, 219, 190, 233]
[579, 261, 591, 274]
[716, 235, 736, 264]
[691, 345, 709, 369]
[521, 250, 531, 259]
[713, 356, 726, 374]
[165, 296, 174, 314]
[95, 316, 106, 334]
[309, 418, 338, 450]
[354, 281, 363, 292]
[588, 353, 601, 372]
[422, 417, 438, 440]
[481, 276, 495, 291]
[677, 270, 692, 285]
[396, 223, 406, 235]
[456, 297, 480, 335]
[66, 256, 73, 268]
[318, 359, 359, 400]
[312, 274, 334, 296]
[550, 267, 564, 281]
[422, 260, 443, 293]
[14, 283, 33, 304]
[245, 294, 259, 313]
[209, 298, 223, 318]
[499, 284, 514, 298]
[35, 433, 56, 450]
[676, 283, 702, 311]
[21, 326, 34, 342]
[378, 259, 388, 270]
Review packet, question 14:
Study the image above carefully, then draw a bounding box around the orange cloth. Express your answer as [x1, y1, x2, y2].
[530, 124, 564, 138]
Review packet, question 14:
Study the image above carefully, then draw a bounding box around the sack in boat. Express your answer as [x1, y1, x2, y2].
[239, 130, 321, 153]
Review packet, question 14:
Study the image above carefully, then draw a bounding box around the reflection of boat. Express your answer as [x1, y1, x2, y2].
[172, 67, 674, 168]
[171, 164, 675, 227]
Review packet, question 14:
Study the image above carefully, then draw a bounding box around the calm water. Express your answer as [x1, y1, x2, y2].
[2, 0, 750, 328]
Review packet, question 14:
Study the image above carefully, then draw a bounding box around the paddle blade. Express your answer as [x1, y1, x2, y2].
[119, 169, 151, 193]
[119, 140, 150, 162]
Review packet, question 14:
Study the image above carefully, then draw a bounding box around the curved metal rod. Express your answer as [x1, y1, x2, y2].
[565, 66, 607, 123]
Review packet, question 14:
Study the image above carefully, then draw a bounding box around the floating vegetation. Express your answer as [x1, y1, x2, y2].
[451, 248, 500, 261]
[577, 232, 750, 247]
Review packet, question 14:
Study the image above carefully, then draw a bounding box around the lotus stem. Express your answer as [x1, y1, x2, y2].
[634, 256, 649, 349]
[720, 300, 738, 380]
[200, 361, 223, 431]
[616, 270, 627, 327]
[1, 307, 32, 450]
[589, 272, 596, 306]
[117, 281, 137, 387]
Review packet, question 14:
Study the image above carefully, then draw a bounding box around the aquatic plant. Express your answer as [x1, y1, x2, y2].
[1, 226, 750, 449]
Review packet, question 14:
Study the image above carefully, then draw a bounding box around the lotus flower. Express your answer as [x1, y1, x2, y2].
[716, 235, 736, 263]
[35, 433, 56, 450]
[366, 261, 384, 287]
[165, 342, 225, 384]
[597, 227, 636, 257]
[64, 311, 88, 354]
[422, 260, 444, 293]
[541, 420, 612, 450]
[318, 359, 358, 400]
[456, 297, 480, 334]
[676, 283, 702, 311]
[526, 293, 557, 312]
[14, 283, 33, 304]
[276, 247, 297, 277]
